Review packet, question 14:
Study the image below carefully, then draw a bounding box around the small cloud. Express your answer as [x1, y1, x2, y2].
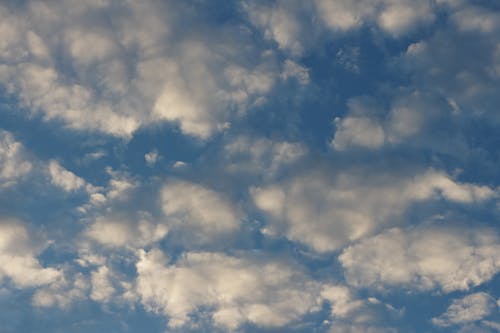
[0, 130, 33, 188]
[173, 161, 187, 168]
[332, 116, 385, 150]
[145, 150, 159, 167]
[48, 160, 86, 192]
[336, 47, 360, 74]
[281, 59, 310, 85]
[432, 292, 496, 327]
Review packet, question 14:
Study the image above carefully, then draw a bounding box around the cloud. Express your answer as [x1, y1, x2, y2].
[340, 226, 500, 292]
[32, 272, 88, 308]
[0, 219, 61, 288]
[223, 135, 306, 177]
[252, 167, 495, 252]
[104, 167, 137, 201]
[135, 248, 328, 329]
[86, 214, 168, 249]
[432, 292, 497, 327]
[401, 5, 500, 125]
[144, 150, 159, 167]
[90, 266, 115, 302]
[243, 0, 306, 56]
[333, 116, 385, 150]
[160, 180, 241, 243]
[315, 0, 434, 35]
[323, 290, 401, 333]
[281, 59, 310, 85]
[0, 130, 32, 188]
[48, 160, 86, 192]
[332, 92, 453, 150]
[0, 0, 280, 139]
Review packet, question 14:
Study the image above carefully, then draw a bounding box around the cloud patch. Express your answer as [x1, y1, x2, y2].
[340, 226, 500, 292]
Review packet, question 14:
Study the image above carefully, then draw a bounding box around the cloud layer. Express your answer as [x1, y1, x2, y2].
[1, 1, 500, 332]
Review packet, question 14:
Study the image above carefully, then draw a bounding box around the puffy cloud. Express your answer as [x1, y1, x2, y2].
[0, 219, 61, 288]
[86, 214, 168, 249]
[332, 92, 450, 150]
[32, 272, 88, 308]
[315, 0, 434, 35]
[244, 0, 436, 63]
[340, 226, 500, 292]
[321, 285, 364, 318]
[451, 6, 500, 34]
[48, 160, 86, 192]
[252, 168, 495, 252]
[281, 59, 310, 85]
[135, 249, 327, 329]
[104, 167, 137, 201]
[0, 130, 32, 188]
[401, 5, 500, 125]
[432, 292, 497, 327]
[0, 0, 280, 139]
[160, 180, 241, 242]
[90, 266, 115, 302]
[243, 0, 305, 55]
[223, 136, 306, 177]
[324, 292, 401, 333]
[332, 116, 385, 150]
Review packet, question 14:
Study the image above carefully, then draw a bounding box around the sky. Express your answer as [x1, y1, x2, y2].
[1, 0, 500, 332]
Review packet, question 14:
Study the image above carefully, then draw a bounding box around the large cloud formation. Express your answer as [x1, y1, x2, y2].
[1, 1, 500, 332]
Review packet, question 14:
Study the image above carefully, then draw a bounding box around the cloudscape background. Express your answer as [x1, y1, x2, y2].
[1, 0, 500, 332]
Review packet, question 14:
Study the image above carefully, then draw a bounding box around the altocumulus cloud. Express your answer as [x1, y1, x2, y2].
[1, 1, 500, 332]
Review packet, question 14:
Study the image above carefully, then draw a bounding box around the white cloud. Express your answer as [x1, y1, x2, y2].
[315, 0, 434, 35]
[321, 285, 364, 318]
[432, 292, 496, 327]
[332, 92, 446, 150]
[86, 215, 168, 249]
[252, 168, 495, 252]
[48, 160, 86, 192]
[104, 167, 137, 201]
[224, 136, 306, 177]
[90, 266, 115, 302]
[145, 150, 159, 167]
[0, 130, 32, 188]
[340, 227, 500, 292]
[401, 7, 500, 125]
[333, 116, 385, 150]
[243, 1, 304, 55]
[172, 161, 187, 168]
[315, 0, 373, 31]
[451, 6, 500, 34]
[281, 59, 310, 85]
[0, 0, 280, 139]
[135, 249, 326, 329]
[160, 180, 241, 242]
[32, 272, 88, 308]
[0, 219, 61, 288]
[324, 291, 401, 333]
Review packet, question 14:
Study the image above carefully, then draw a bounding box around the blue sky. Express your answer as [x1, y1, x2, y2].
[1, 0, 500, 332]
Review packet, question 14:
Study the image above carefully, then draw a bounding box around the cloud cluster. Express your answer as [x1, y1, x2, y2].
[0, 0, 283, 139]
[1, 1, 500, 332]
[340, 226, 500, 292]
[252, 167, 494, 252]
[136, 248, 350, 330]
